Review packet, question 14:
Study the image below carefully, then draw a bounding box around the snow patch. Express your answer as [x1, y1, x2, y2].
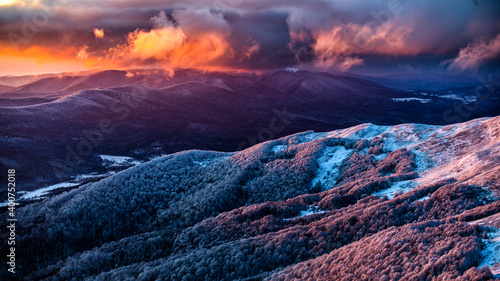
[284, 205, 326, 221]
[480, 228, 500, 277]
[374, 153, 388, 161]
[328, 123, 391, 140]
[75, 173, 100, 180]
[99, 155, 141, 167]
[379, 123, 440, 152]
[0, 202, 18, 207]
[0, 171, 118, 205]
[312, 146, 353, 190]
[392, 98, 432, 103]
[193, 155, 230, 167]
[417, 195, 430, 202]
[272, 145, 288, 153]
[373, 180, 419, 199]
[440, 94, 477, 102]
[296, 131, 329, 144]
[192, 160, 209, 167]
[20, 182, 80, 201]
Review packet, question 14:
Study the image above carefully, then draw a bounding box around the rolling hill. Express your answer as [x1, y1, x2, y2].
[3, 115, 499, 280]
[1, 69, 499, 191]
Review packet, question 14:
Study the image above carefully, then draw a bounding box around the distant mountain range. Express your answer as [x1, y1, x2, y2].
[0, 84, 14, 94]
[3, 115, 499, 280]
[354, 72, 483, 91]
[1, 69, 499, 190]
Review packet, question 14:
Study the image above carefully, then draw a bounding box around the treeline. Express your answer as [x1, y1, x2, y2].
[1, 134, 498, 281]
[6, 138, 323, 280]
[43, 180, 497, 281]
[268, 221, 492, 281]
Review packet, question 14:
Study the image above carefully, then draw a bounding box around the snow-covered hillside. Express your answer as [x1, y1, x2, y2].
[3, 116, 500, 281]
[302, 116, 500, 196]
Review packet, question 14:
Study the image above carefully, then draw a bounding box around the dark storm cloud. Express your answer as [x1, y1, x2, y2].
[224, 11, 297, 69]
[0, 0, 499, 73]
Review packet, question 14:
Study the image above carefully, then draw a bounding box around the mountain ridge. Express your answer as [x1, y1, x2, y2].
[3, 115, 499, 280]
[1, 69, 499, 192]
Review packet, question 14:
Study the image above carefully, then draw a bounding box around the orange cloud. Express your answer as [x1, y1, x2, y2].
[312, 22, 414, 69]
[241, 40, 260, 60]
[0, 9, 236, 75]
[111, 27, 231, 70]
[110, 10, 232, 71]
[93, 28, 104, 39]
[120, 27, 186, 61]
[76, 45, 89, 60]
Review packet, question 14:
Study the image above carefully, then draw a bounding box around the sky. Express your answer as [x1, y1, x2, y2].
[0, 0, 499, 76]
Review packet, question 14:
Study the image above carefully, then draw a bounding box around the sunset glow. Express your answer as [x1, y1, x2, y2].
[1, 2, 500, 280]
[0, 0, 499, 76]
[0, 0, 15, 6]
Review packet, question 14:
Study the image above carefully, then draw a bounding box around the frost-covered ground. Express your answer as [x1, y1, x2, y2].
[3, 172, 116, 204]
[99, 155, 142, 167]
[20, 182, 80, 201]
[283, 205, 326, 221]
[373, 180, 419, 199]
[392, 97, 432, 103]
[22, 154, 145, 201]
[312, 146, 352, 190]
[482, 230, 500, 277]
[468, 212, 500, 277]
[9, 116, 500, 281]
[0, 181, 81, 207]
[439, 94, 477, 102]
[302, 116, 498, 202]
[272, 145, 288, 153]
[0, 155, 144, 206]
[1, 155, 147, 207]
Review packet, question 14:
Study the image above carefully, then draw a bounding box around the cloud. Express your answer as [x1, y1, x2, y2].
[110, 9, 296, 71]
[225, 11, 296, 69]
[111, 10, 231, 70]
[120, 27, 186, 61]
[150, 10, 172, 28]
[312, 22, 413, 70]
[241, 40, 260, 59]
[447, 34, 500, 72]
[1, 0, 500, 74]
[93, 28, 104, 39]
[76, 45, 89, 60]
[173, 9, 229, 36]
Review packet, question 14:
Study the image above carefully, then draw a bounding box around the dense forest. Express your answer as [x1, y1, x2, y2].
[1, 116, 499, 280]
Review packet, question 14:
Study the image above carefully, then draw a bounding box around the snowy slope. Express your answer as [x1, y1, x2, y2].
[7, 115, 500, 281]
[292, 116, 500, 198]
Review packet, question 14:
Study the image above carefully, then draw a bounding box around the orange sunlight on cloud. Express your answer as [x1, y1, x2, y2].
[0, 0, 16, 6]
[93, 28, 105, 39]
[110, 10, 233, 72]
[0, 45, 112, 76]
[312, 22, 415, 70]
[0, 54, 88, 76]
[110, 28, 232, 72]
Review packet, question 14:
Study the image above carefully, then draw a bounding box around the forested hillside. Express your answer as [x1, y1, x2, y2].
[2, 116, 500, 280]
[2, 69, 498, 190]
